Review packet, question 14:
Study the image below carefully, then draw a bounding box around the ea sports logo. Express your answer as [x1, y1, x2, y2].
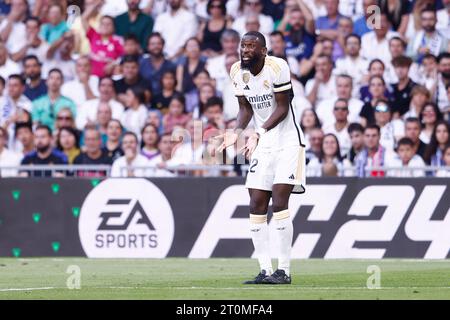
[79, 179, 174, 258]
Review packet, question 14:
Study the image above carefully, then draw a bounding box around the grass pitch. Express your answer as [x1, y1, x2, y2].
[0, 258, 449, 300]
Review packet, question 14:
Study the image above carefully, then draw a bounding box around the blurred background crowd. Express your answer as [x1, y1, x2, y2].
[0, 0, 449, 178]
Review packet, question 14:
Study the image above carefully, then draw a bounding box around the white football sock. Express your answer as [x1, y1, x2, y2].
[249, 214, 273, 275]
[273, 210, 293, 276]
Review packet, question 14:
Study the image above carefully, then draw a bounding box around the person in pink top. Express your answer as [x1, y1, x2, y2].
[81, 2, 124, 77]
[163, 93, 192, 133]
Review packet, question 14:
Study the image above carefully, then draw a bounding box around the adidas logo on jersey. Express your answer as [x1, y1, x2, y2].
[244, 85, 250, 90]
[289, 174, 295, 180]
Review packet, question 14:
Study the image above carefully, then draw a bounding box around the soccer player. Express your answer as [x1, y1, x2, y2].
[215, 31, 306, 285]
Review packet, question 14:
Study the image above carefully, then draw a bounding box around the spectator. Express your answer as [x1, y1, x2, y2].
[386, 137, 426, 177]
[202, 96, 226, 133]
[111, 131, 150, 177]
[147, 131, 177, 176]
[346, 122, 364, 164]
[231, 0, 274, 37]
[332, 16, 353, 62]
[11, 17, 50, 64]
[122, 34, 142, 57]
[205, 29, 240, 93]
[176, 38, 206, 94]
[0, 41, 21, 79]
[385, 36, 420, 84]
[32, 68, 77, 131]
[44, 32, 77, 82]
[355, 124, 392, 177]
[303, 0, 327, 20]
[315, 0, 346, 36]
[262, 0, 286, 24]
[153, 0, 198, 59]
[300, 108, 321, 150]
[391, 56, 417, 117]
[360, 75, 389, 126]
[316, 74, 364, 126]
[146, 109, 164, 134]
[359, 59, 393, 103]
[306, 127, 324, 162]
[40, 4, 70, 45]
[307, 133, 351, 177]
[20, 124, 68, 177]
[139, 32, 176, 94]
[82, 11, 124, 77]
[169, 120, 204, 166]
[56, 126, 81, 164]
[163, 93, 192, 134]
[419, 102, 443, 144]
[423, 120, 449, 166]
[404, 117, 428, 160]
[435, 52, 450, 113]
[323, 98, 351, 157]
[103, 119, 124, 161]
[76, 76, 124, 130]
[305, 55, 337, 106]
[114, 54, 152, 105]
[121, 86, 148, 139]
[361, 13, 399, 66]
[198, 0, 231, 57]
[141, 123, 160, 161]
[114, 0, 154, 51]
[374, 100, 404, 152]
[435, 145, 450, 177]
[13, 121, 34, 155]
[54, 108, 80, 142]
[0, 126, 22, 177]
[378, 0, 409, 34]
[96, 103, 113, 142]
[402, 85, 430, 120]
[73, 127, 112, 177]
[23, 55, 47, 101]
[334, 34, 369, 96]
[0, 76, 5, 97]
[0, 0, 28, 57]
[407, 6, 448, 63]
[152, 70, 180, 115]
[61, 56, 100, 107]
[404, 0, 436, 43]
[353, 0, 376, 37]
[0, 74, 32, 132]
[299, 36, 335, 84]
[71, 0, 104, 56]
[416, 53, 439, 91]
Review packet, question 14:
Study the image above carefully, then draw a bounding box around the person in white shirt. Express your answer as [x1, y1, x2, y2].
[402, 85, 431, 120]
[61, 56, 99, 108]
[153, 0, 198, 59]
[316, 74, 363, 126]
[231, 0, 274, 37]
[373, 101, 404, 153]
[436, 0, 449, 36]
[361, 13, 399, 66]
[168, 120, 204, 166]
[334, 34, 369, 97]
[206, 29, 240, 93]
[76, 77, 124, 130]
[0, 127, 22, 177]
[10, 17, 50, 63]
[305, 54, 337, 106]
[147, 132, 176, 177]
[0, 0, 27, 56]
[110, 131, 151, 177]
[386, 137, 426, 177]
[221, 52, 240, 121]
[121, 87, 148, 140]
[435, 53, 450, 113]
[407, 7, 448, 63]
[385, 36, 420, 85]
[0, 42, 21, 79]
[435, 145, 450, 177]
[0, 74, 32, 126]
[323, 98, 351, 157]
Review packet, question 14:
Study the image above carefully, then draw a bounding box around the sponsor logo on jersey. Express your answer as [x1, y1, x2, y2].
[247, 94, 274, 109]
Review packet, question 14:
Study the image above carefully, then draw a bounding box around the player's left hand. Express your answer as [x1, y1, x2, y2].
[240, 133, 259, 160]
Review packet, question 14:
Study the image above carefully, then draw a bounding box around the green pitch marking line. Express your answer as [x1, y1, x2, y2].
[0, 259, 449, 300]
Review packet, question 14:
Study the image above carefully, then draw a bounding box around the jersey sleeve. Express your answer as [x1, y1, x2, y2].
[229, 62, 244, 97]
[273, 58, 292, 93]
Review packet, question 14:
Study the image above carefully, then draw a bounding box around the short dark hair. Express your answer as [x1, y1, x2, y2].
[35, 124, 52, 136]
[123, 131, 138, 143]
[205, 96, 223, 111]
[348, 122, 364, 135]
[124, 34, 140, 43]
[8, 74, 25, 85]
[48, 68, 63, 79]
[207, 0, 226, 15]
[423, 53, 437, 63]
[99, 76, 115, 88]
[121, 54, 140, 65]
[421, 5, 437, 16]
[25, 16, 41, 26]
[270, 30, 284, 39]
[23, 54, 41, 66]
[397, 137, 415, 148]
[405, 117, 421, 126]
[438, 52, 450, 63]
[389, 36, 407, 49]
[243, 31, 266, 47]
[364, 124, 381, 134]
[334, 98, 349, 107]
[345, 33, 361, 45]
[392, 55, 413, 68]
[127, 86, 147, 105]
[368, 58, 385, 71]
[14, 121, 32, 137]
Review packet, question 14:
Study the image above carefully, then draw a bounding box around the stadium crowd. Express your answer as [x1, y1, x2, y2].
[0, 0, 449, 178]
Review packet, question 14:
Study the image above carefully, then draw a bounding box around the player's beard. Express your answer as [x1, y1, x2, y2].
[241, 55, 260, 69]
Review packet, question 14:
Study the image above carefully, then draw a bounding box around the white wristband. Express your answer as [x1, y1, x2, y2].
[256, 128, 267, 136]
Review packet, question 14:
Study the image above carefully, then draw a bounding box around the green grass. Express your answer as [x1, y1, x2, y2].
[0, 258, 449, 300]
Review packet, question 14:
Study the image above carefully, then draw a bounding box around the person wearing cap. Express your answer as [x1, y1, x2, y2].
[391, 55, 417, 118]
[373, 99, 404, 153]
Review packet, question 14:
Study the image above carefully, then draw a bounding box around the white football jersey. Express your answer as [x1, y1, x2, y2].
[230, 56, 305, 151]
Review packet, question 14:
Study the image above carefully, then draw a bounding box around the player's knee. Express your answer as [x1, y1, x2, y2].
[272, 204, 288, 213]
[249, 202, 268, 215]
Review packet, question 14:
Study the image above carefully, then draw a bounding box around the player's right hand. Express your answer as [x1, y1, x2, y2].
[215, 131, 239, 152]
